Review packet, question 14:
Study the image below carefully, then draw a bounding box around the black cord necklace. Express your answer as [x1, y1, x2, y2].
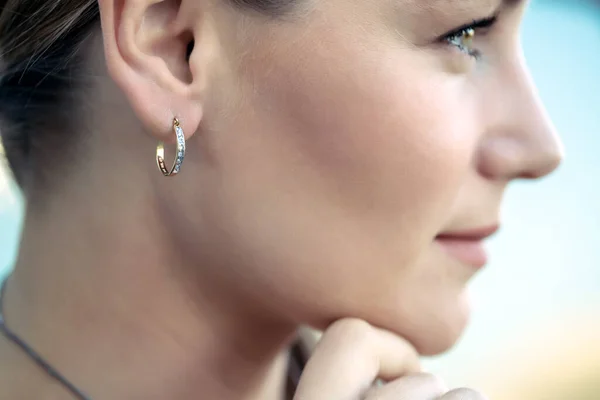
[0, 278, 91, 400]
[0, 278, 308, 400]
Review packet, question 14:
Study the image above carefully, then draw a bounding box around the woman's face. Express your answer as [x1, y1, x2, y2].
[182, 0, 562, 354]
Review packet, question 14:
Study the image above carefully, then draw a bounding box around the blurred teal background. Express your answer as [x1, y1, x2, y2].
[1, 1, 599, 398]
[426, 1, 600, 398]
[0, 163, 19, 283]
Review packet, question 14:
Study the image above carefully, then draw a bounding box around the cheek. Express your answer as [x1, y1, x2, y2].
[264, 44, 478, 236]
[204, 26, 482, 326]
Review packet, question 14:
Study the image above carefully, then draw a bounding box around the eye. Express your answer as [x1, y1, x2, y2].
[446, 27, 478, 57]
[441, 17, 497, 59]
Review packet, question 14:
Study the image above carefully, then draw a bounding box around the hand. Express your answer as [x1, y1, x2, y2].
[294, 319, 488, 400]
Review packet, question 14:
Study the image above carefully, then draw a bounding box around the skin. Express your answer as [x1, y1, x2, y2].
[0, 0, 562, 399]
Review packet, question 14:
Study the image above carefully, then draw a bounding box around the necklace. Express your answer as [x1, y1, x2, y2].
[0, 278, 307, 400]
[0, 278, 91, 400]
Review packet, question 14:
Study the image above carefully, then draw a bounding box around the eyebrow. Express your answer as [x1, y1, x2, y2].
[502, 0, 524, 6]
[417, 0, 523, 8]
[410, 0, 524, 16]
[440, 0, 523, 8]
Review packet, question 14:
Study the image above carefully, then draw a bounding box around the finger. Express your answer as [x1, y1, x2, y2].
[364, 373, 448, 400]
[297, 325, 321, 354]
[437, 388, 489, 400]
[293, 318, 421, 400]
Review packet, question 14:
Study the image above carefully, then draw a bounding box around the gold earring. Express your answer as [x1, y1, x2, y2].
[156, 118, 186, 176]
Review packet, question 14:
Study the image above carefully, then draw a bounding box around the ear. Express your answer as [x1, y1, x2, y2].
[97, 0, 213, 141]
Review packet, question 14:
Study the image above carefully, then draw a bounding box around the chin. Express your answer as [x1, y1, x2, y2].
[410, 322, 468, 356]
[404, 299, 472, 356]
[307, 292, 472, 356]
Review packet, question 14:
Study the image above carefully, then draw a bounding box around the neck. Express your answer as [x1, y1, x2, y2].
[0, 181, 297, 400]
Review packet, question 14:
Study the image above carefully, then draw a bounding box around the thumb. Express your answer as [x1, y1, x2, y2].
[294, 319, 421, 400]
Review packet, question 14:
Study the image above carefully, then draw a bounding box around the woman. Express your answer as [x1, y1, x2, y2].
[0, 0, 563, 398]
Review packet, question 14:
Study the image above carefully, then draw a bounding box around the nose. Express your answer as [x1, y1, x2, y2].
[477, 61, 564, 181]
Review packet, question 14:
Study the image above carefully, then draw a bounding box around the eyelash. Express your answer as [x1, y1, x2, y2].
[442, 16, 497, 59]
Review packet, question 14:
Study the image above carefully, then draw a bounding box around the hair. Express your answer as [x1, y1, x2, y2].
[0, 2, 305, 396]
[0, 0, 294, 189]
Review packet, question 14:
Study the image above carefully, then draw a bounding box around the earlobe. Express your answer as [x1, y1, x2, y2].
[97, 0, 205, 140]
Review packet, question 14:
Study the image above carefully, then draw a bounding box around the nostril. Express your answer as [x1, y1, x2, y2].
[475, 137, 521, 181]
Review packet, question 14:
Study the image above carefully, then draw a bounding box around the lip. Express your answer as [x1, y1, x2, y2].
[435, 225, 499, 269]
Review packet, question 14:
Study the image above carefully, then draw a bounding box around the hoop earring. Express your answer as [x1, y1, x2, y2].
[156, 118, 186, 176]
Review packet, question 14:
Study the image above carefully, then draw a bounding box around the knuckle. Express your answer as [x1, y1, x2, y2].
[365, 373, 447, 400]
[442, 387, 488, 400]
[325, 318, 374, 344]
[425, 373, 447, 389]
[408, 372, 447, 389]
